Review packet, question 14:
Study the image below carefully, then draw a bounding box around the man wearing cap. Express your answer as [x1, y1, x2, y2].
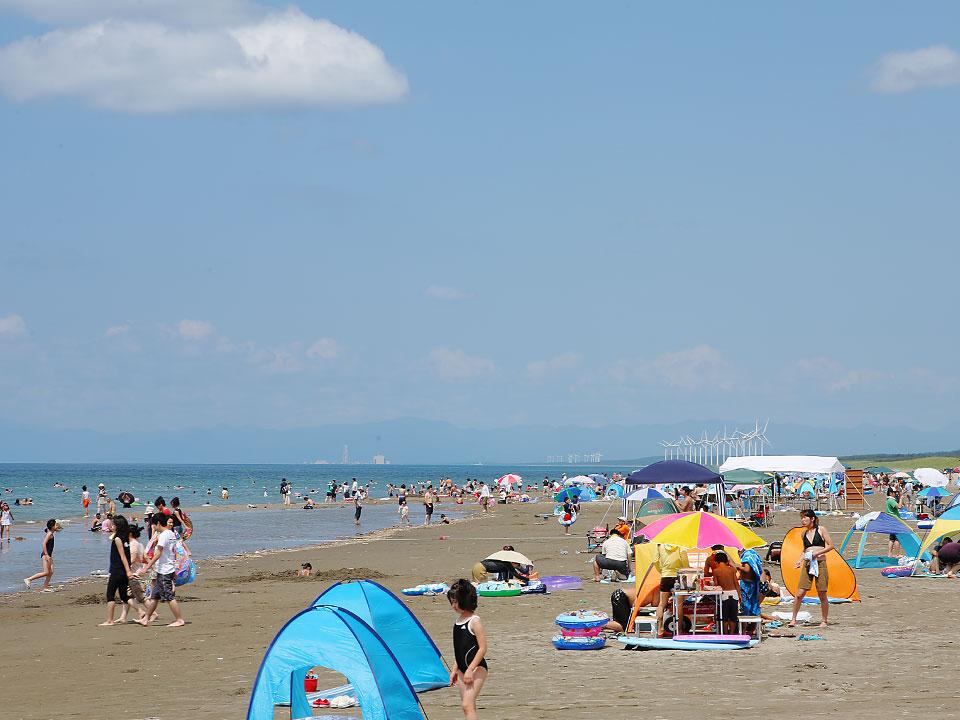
[613, 516, 631, 540]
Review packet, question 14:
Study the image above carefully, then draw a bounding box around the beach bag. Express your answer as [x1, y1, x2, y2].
[174, 559, 197, 586]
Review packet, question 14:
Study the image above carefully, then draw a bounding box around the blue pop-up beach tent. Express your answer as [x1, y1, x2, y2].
[247, 580, 447, 720]
[839, 511, 929, 568]
[247, 606, 423, 720]
[311, 580, 447, 692]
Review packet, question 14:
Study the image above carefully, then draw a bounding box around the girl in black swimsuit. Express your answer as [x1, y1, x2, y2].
[24, 519, 61, 591]
[448, 579, 488, 720]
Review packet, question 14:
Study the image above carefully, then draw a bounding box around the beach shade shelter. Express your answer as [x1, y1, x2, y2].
[721, 469, 772, 486]
[309, 580, 447, 693]
[636, 510, 765, 550]
[779, 527, 860, 601]
[564, 475, 596, 486]
[719, 456, 847, 507]
[620, 486, 666, 517]
[917, 517, 960, 555]
[626, 460, 722, 486]
[915, 468, 949, 488]
[605, 483, 626, 498]
[941, 504, 960, 520]
[247, 606, 425, 720]
[838, 512, 927, 568]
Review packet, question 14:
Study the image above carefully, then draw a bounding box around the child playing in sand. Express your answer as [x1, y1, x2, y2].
[447, 579, 488, 720]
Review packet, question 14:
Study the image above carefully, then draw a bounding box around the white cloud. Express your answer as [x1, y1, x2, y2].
[104, 322, 131, 337]
[0, 313, 27, 338]
[253, 348, 302, 374]
[871, 45, 960, 94]
[426, 347, 495, 383]
[589, 345, 734, 393]
[790, 357, 887, 392]
[0, 0, 260, 26]
[306, 337, 342, 360]
[651, 344, 733, 391]
[177, 319, 214, 340]
[0, 8, 409, 113]
[425, 285, 468, 301]
[526, 352, 581, 380]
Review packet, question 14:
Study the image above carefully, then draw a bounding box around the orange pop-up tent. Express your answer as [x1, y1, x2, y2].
[779, 526, 859, 601]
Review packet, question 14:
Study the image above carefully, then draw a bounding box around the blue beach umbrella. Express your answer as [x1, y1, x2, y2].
[918, 487, 949, 498]
[554, 487, 583, 503]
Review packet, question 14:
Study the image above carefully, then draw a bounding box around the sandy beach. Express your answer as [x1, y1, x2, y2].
[3, 502, 959, 720]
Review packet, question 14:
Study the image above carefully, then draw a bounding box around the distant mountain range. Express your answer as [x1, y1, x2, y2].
[1, 417, 958, 464]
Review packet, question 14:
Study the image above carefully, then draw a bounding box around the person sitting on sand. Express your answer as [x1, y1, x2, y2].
[934, 538, 960, 578]
[90, 514, 103, 532]
[603, 584, 639, 634]
[790, 508, 833, 629]
[758, 568, 782, 599]
[303, 497, 316, 509]
[593, 529, 631, 581]
[298, 562, 312, 577]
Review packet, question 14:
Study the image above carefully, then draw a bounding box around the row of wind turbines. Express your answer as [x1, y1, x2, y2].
[660, 420, 770, 467]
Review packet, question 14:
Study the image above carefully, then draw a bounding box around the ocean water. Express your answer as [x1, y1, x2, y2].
[0, 463, 631, 593]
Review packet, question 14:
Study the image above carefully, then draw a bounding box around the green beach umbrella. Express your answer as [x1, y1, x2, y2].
[722, 468, 772, 486]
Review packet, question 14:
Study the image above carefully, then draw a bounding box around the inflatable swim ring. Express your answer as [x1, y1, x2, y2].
[559, 625, 604, 638]
[552, 635, 606, 650]
[402, 583, 450, 596]
[555, 610, 609, 629]
[477, 581, 521, 597]
[558, 512, 577, 527]
[880, 566, 914, 578]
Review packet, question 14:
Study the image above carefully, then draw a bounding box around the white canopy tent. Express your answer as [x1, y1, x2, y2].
[719, 455, 844, 475]
[719, 455, 846, 509]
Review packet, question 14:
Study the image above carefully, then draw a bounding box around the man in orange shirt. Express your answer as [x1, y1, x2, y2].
[613, 516, 631, 540]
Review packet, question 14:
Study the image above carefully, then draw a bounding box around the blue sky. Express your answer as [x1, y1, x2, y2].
[1, 1, 959, 444]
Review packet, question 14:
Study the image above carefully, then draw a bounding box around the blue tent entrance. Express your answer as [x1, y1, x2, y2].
[311, 580, 447, 692]
[839, 511, 928, 568]
[248, 580, 448, 720]
[247, 606, 423, 720]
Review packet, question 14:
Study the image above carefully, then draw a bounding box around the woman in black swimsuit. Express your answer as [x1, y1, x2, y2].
[24, 519, 61, 592]
[790, 509, 833, 628]
[447, 579, 488, 720]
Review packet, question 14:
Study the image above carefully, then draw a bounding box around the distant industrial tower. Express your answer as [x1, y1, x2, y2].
[342, 444, 349, 464]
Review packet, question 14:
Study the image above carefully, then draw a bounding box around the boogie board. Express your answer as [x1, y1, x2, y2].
[618, 636, 759, 651]
[779, 526, 860, 601]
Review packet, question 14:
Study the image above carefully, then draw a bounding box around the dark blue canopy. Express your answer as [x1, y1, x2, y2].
[626, 460, 722, 486]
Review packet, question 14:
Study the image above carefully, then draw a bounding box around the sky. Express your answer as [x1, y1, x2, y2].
[1, 2, 960, 455]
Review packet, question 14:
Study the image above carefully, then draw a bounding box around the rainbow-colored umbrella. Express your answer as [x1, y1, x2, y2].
[637, 510, 765, 550]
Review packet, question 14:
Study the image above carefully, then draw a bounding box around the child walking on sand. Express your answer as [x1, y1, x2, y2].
[24, 519, 61, 591]
[447, 579, 488, 720]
